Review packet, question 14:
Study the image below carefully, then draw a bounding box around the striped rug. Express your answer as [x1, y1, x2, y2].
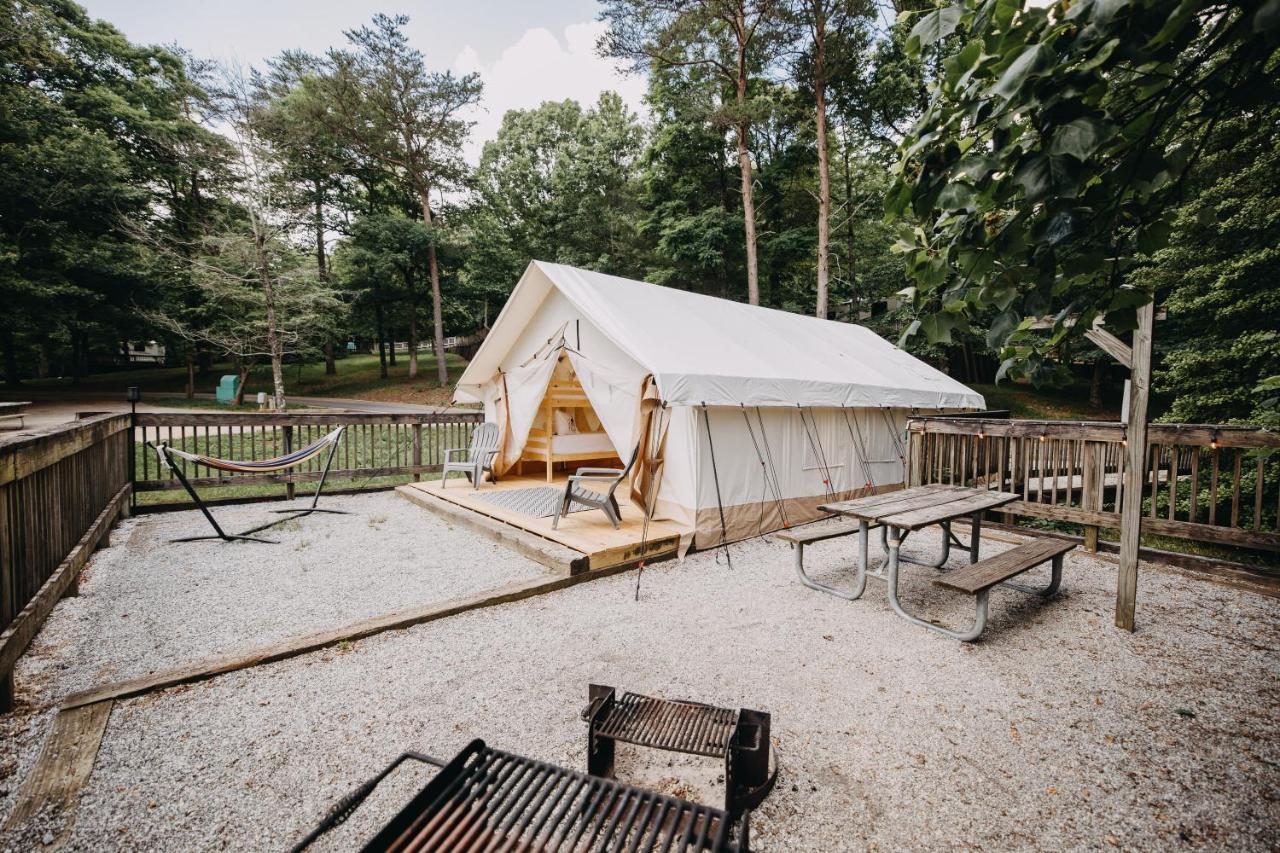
[477, 486, 597, 519]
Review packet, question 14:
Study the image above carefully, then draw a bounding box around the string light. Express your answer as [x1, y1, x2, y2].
[1210, 429, 1219, 450]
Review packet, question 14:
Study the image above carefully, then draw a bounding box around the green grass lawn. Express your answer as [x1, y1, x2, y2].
[27, 351, 471, 406]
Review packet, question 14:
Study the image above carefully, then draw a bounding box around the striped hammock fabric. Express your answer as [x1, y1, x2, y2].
[158, 426, 345, 474]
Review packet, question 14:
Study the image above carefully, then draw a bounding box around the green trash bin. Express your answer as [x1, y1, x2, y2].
[215, 374, 240, 404]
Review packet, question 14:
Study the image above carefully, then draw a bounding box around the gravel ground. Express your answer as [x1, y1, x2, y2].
[0, 492, 547, 839]
[2, 513, 1278, 851]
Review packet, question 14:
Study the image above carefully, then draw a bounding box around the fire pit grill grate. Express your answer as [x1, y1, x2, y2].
[293, 739, 746, 852]
[583, 684, 777, 819]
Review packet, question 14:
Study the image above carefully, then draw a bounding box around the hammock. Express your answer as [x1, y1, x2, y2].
[161, 428, 344, 474]
[152, 426, 347, 544]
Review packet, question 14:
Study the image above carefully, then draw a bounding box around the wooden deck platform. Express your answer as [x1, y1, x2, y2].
[397, 474, 682, 575]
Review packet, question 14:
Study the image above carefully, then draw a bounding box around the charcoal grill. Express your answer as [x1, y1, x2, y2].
[583, 684, 777, 818]
[292, 739, 748, 852]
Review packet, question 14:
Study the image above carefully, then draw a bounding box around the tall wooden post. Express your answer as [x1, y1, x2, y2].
[1115, 302, 1155, 631]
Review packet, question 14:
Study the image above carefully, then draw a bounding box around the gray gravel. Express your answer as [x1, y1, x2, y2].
[2, 510, 1278, 851]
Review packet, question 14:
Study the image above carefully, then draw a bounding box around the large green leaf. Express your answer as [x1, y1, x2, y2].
[908, 6, 963, 55]
[993, 44, 1053, 100]
[1048, 116, 1113, 161]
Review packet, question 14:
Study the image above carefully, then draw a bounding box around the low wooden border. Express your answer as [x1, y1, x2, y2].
[2, 701, 113, 840]
[60, 557, 651, 711]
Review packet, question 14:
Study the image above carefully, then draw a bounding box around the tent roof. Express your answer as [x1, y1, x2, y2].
[457, 261, 985, 410]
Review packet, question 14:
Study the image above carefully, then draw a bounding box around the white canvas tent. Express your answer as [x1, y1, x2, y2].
[456, 261, 985, 551]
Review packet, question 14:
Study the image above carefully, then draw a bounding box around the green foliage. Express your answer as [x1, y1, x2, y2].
[886, 0, 1280, 384]
[0, 0, 219, 382]
[463, 94, 647, 292]
[1139, 111, 1280, 424]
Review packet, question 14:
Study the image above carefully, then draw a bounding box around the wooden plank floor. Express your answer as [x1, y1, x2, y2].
[402, 474, 683, 570]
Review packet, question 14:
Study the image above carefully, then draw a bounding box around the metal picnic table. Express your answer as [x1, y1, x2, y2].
[813, 484, 1021, 635]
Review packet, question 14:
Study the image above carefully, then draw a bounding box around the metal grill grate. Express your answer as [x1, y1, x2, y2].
[359, 740, 741, 853]
[592, 691, 740, 758]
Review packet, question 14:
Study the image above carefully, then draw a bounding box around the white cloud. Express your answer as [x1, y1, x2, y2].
[453, 20, 648, 164]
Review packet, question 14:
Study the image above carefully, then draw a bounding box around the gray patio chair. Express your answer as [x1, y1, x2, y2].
[441, 421, 500, 488]
[552, 444, 639, 530]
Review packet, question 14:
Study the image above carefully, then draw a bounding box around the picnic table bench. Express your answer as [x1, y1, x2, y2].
[780, 484, 1072, 641]
[0, 401, 30, 431]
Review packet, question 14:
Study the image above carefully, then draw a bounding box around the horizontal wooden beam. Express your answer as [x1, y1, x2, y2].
[134, 412, 483, 427]
[0, 415, 131, 485]
[910, 418, 1125, 442]
[908, 417, 1280, 449]
[1141, 515, 1280, 553]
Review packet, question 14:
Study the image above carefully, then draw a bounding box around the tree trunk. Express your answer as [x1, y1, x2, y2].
[842, 125, 858, 309]
[407, 295, 419, 380]
[1090, 362, 1104, 408]
[234, 360, 252, 406]
[813, 7, 831, 320]
[185, 351, 195, 400]
[315, 185, 337, 376]
[256, 232, 287, 412]
[418, 188, 450, 386]
[735, 30, 760, 308]
[375, 301, 389, 379]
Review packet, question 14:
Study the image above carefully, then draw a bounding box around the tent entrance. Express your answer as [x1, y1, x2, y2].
[519, 353, 622, 482]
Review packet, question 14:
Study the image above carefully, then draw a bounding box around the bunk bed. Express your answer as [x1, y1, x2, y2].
[521, 354, 619, 481]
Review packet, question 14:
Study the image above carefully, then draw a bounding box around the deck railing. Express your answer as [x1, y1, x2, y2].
[132, 411, 485, 501]
[907, 415, 1280, 554]
[0, 414, 132, 709]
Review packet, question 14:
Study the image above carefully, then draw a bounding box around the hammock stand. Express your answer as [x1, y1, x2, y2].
[151, 426, 347, 544]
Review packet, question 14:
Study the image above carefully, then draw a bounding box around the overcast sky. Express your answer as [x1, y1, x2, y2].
[79, 0, 648, 161]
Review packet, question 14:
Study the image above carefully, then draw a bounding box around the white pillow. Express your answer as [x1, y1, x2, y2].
[553, 410, 579, 434]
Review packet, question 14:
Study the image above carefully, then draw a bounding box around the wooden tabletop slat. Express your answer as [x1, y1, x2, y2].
[819, 484, 952, 512]
[822, 486, 983, 521]
[821, 484, 1017, 527]
[877, 490, 1021, 531]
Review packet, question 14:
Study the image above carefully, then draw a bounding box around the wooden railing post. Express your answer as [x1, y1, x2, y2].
[1082, 442, 1103, 552]
[907, 427, 923, 487]
[412, 424, 423, 482]
[282, 425, 295, 501]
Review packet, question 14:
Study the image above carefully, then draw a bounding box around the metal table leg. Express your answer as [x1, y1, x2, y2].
[884, 525, 989, 642]
[791, 520, 869, 600]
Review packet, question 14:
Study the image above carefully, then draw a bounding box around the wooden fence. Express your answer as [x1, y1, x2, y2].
[0, 414, 132, 710]
[132, 411, 485, 501]
[907, 416, 1280, 554]
[0, 409, 485, 709]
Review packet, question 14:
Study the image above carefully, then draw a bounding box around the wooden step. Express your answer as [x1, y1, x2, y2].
[774, 519, 865, 546]
[934, 539, 1075, 594]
